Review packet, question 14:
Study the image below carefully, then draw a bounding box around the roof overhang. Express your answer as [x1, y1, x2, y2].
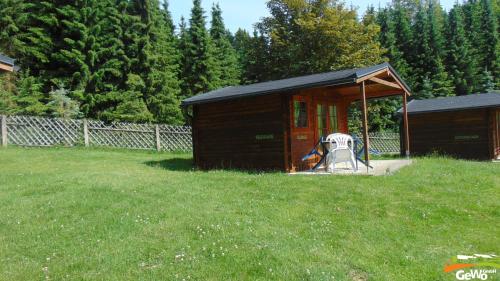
[397, 93, 500, 115]
[182, 62, 412, 106]
[183, 78, 357, 106]
[0, 54, 15, 72]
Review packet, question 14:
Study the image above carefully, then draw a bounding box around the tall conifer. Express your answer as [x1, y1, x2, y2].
[446, 6, 476, 95]
[180, 0, 217, 99]
[210, 4, 240, 87]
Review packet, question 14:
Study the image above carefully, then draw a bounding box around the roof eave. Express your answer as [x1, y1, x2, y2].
[181, 77, 357, 107]
[402, 104, 500, 115]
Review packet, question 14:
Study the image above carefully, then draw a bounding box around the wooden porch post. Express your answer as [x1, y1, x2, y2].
[402, 92, 410, 158]
[360, 82, 370, 171]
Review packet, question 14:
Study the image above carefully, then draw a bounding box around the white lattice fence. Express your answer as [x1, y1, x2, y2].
[87, 120, 156, 150]
[6, 115, 82, 146]
[158, 125, 192, 152]
[354, 132, 401, 154]
[1, 115, 193, 152]
[1, 115, 399, 154]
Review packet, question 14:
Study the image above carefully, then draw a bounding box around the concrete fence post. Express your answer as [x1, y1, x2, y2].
[83, 119, 89, 147]
[155, 125, 161, 152]
[1, 115, 7, 147]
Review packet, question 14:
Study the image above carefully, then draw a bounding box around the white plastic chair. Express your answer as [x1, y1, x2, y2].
[325, 133, 357, 172]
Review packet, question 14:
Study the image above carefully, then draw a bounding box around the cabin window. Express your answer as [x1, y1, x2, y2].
[294, 101, 308, 128]
[317, 104, 328, 137]
[329, 105, 338, 133]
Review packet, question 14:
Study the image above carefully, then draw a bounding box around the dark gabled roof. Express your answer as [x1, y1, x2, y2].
[0, 54, 15, 66]
[182, 62, 410, 106]
[399, 92, 500, 115]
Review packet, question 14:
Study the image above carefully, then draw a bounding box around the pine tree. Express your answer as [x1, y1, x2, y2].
[0, 73, 17, 114]
[477, 67, 496, 92]
[97, 0, 153, 122]
[11, 71, 48, 115]
[161, 0, 176, 34]
[50, 1, 91, 90]
[47, 86, 81, 119]
[0, 0, 29, 58]
[180, 0, 217, 99]
[478, 0, 500, 86]
[242, 30, 270, 84]
[462, 0, 490, 93]
[416, 76, 434, 99]
[391, 2, 414, 72]
[426, 1, 453, 97]
[446, 6, 476, 95]
[119, 0, 183, 123]
[178, 16, 189, 85]
[376, 7, 412, 81]
[410, 4, 433, 98]
[210, 4, 240, 88]
[145, 0, 183, 124]
[411, 3, 453, 98]
[82, 0, 127, 118]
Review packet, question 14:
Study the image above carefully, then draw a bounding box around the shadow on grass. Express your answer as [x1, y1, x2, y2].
[145, 158, 194, 172]
[144, 159, 283, 175]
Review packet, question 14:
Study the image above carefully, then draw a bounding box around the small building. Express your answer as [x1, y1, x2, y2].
[0, 54, 15, 72]
[401, 93, 500, 160]
[182, 63, 412, 172]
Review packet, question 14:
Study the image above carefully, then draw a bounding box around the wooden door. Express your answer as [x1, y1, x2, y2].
[290, 95, 315, 171]
[289, 95, 343, 171]
[313, 99, 340, 143]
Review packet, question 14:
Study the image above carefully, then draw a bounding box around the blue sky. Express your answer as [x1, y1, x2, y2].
[170, 0, 456, 33]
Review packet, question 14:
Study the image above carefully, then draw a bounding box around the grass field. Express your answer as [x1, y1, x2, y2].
[0, 147, 498, 281]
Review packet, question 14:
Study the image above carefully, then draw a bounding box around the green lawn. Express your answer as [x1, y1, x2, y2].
[0, 147, 498, 281]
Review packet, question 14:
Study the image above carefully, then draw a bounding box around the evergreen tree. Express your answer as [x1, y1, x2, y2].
[411, 4, 433, 98]
[50, 1, 91, 90]
[82, 0, 127, 119]
[180, 0, 217, 99]
[243, 30, 270, 84]
[161, 0, 176, 34]
[426, 1, 454, 97]
[446, 6, 476, 95]
[210, 4, 240, 87]
[140, 0, 183, 124]
[11, 71, 48, 115]
[376, 7, 412, 81]
[153, 0, 183, 124]
[411, 3, 453, 98]
[0, 73, 18, 114]
[477, 68, 496, 92]
[233, 28, 251, 75]
[178, 16, 189, 85]
[391, 2, 414, 72]
[478, 0, 500, 86]
[47, 86, 81, 119]
[96, 0, 153, 122]
[0, 0, 29, 58]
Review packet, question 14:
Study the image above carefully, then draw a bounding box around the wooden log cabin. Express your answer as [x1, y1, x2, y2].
[400, 93, 500, 160]
[0, 54, 15, 73]
[182, 63, 412, 172]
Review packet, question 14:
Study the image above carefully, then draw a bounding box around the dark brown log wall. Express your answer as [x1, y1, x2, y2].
[408, 108, 496, 160]
[192, 93, 287, 171]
